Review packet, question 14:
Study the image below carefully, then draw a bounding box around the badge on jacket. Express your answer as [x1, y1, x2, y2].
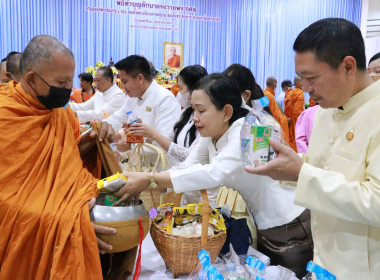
[146, 106, 152, 112]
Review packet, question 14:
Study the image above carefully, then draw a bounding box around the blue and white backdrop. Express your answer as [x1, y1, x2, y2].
[0, 0, 362, 90]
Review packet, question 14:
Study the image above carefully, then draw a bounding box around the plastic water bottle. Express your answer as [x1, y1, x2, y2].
[126, 110, 139, 124]
[241, 97, 282, 167]
[246, 256, 266, 280]
[240, 114, 257, 166]
[301, 262, 336, 280]
[224, 262, 238, 280]
[125, 111, 143, 143]
[198, 270, 208, 280]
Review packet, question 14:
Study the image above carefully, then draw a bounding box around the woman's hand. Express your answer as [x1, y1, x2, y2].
[113, 141, 131, 152]
[113, 172, 150, 206]
[128, 122, 158, 140]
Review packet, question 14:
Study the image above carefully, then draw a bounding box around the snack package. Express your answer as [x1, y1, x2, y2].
[97, 172, 127, 192]
[172, 204, 226, 232]
[155, 203, 174, 233]
[104, 194, 120, 206]
[241, 96, 283, 167]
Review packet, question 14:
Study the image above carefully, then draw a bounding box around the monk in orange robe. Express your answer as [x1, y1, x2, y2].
[167, 46, 181, 68]
[0, 35, 115, 279]
[284, 77, 305, 152]
[264, 76, 290, 145]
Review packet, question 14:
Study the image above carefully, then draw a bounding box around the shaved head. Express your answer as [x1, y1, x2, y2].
[294, 76, 302, 84]
[20, 35, 74, 75]
[6, 53, 22, 81]
[266, 76, 277, 87]
[0, 61, 8, 83]
[294, 76, 303, 89]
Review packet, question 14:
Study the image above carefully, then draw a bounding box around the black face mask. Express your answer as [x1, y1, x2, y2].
[29, 72, 71, 109]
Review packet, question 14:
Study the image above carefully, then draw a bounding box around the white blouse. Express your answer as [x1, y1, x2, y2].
[169, 117, 305, 230]
[167, 112, 200, 163]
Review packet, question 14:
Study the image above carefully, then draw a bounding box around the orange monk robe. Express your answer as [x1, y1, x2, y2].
[168, 55, 181, 68]
[70, 88, 96, 103]
[0, 82, 102, 279]
[285, 88, 305, 152]
[170, 82, 180, 96]
[264, 90, 290, 145]
[264, 87, 275, 97]
[309, 96, 317, 107]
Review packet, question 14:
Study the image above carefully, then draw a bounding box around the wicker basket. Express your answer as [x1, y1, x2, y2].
[150, 190, 227, 278]
[122, 142, 180, 210]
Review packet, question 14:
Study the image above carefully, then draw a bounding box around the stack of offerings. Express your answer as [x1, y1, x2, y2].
[241, 97, 283, 167]
[90, 172, 150, 253]
[150, 190, 227, 278]
[151, 203, 226, 237]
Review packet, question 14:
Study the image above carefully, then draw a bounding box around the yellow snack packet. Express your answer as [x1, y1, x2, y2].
[97, 172, 128, 192]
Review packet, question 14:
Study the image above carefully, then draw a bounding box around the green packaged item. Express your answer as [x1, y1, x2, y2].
[104, 194, 120, 206]
[251, 125, 272, 165]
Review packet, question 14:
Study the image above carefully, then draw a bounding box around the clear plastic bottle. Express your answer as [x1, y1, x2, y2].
[301, 261, 336, 280]
[224, 262, 238, 280]
[125, 111, 143, 143]
[126, 110, 139, 124]
[198, 270, 208, 280]
[241, 97, 283, 167]
[240, 114, 257, 167]
[246, 256, 266, 280]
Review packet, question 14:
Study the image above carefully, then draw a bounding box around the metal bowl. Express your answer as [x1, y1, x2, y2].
[90, 198, 148, 222]
[90, 195, 150, 253]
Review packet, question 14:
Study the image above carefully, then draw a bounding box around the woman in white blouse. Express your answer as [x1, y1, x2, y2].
[127, 65, 207, 162]
[115, 74, 311, 277]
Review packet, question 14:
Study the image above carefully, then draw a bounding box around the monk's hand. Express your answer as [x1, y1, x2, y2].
[244, 138, 303, 181]
[90, 121, 114, 143]
[113, 172, 150, 206]
[88, 198, 116, 254]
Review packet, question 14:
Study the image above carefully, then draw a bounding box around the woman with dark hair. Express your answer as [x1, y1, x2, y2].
[70, 72, 96, 103]
[128, 65, 207, 162]
[223, 64, 269, 110]
[113, 73, 305, 231]
[223, 64, 290, 146]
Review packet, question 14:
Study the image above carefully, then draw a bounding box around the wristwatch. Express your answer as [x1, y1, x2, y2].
[148, 172, 158, 189]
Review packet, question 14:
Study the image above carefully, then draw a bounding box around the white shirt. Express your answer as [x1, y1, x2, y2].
[295, 80, 380, 280]
[105, 81, 181, 134]
[169, 117, 305, 229]
[276, 92, 285, 112]
[70, 84, 125, 123]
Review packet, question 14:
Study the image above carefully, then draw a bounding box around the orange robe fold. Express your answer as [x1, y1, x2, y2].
[70, 88, 96, 104]
[264, 88, 290, 145]
[0, 82, 102, 279]
[284, 88, 305, 152]
[170, 82, 180, 96]
[309, 96, 317, 107]
[167, 55, 181, 68]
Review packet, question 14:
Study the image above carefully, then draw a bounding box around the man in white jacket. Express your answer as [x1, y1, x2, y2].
[70, 66, 125, 123]
[246, 18, 380, 280]
[104, 56, 181, 151]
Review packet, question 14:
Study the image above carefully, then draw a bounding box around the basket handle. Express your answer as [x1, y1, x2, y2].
[174, 190, 210, 248]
